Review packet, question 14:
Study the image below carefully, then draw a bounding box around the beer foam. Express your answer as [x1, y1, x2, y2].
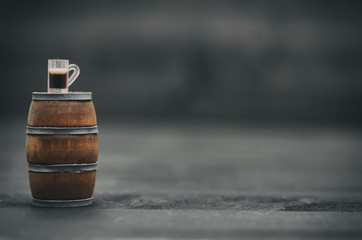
[49, 68, 67, 74]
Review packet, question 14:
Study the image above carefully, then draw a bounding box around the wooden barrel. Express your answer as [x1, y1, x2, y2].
[26, 92, 98, 207]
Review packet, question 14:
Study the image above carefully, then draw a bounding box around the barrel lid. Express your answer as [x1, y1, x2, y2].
[32, 92, 92, 101]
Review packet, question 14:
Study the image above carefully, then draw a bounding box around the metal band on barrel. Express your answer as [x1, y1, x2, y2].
[26, 126, 98, 135]
[32, 197, 93, 207]
[28, 163, 98, 173]
[32, 92, 92, 101]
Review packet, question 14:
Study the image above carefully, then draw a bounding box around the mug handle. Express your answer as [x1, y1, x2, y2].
[68, 64, 80, 87]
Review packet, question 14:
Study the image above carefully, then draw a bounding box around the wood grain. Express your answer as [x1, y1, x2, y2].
[27, 100, 97, 127]
[26, 98, 98, 202]
[28, 171, 96, 200]
[26, 134, 98, 164]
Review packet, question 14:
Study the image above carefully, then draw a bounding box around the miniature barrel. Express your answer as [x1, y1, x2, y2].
[26, 92, 98, 207]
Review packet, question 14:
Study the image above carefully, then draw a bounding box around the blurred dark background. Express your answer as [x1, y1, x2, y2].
[1, 0, 362, 125]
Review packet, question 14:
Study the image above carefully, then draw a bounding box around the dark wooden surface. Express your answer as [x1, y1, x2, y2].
[28, 100, 97, 127]
[1, 117, 362, 239]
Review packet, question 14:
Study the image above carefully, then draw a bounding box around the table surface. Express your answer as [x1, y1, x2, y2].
[1, 117, 362, 239]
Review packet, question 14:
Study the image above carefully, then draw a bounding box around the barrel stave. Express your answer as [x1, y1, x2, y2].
[28, 171, 96, 200]
[27, 100, 97, 127]
[26, 92, 98, 206]
[26, 134, 98, 164]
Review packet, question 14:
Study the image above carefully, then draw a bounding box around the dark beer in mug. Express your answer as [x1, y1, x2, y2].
[47, 59, 80, 93]
[49, 70, 68, 89]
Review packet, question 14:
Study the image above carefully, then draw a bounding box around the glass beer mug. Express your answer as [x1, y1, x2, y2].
[48, 59, 80, 93]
